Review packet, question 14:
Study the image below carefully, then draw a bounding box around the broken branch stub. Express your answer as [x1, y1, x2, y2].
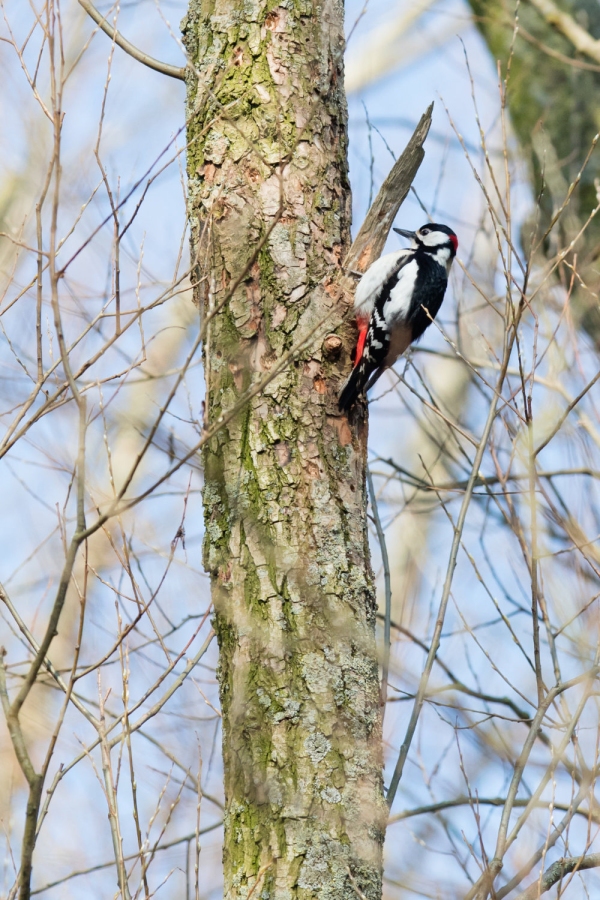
[344, 102, 433, 276]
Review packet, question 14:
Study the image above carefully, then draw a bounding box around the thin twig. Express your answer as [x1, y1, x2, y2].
[386, 288, 529, 810]
[367, 469, 392, 713]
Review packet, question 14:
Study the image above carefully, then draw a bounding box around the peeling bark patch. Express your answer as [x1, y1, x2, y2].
[228, 361, 244, 391]
[271, 304, 286, 328]
[358, 245, 373, 272]
[327, 415, 352, 448]
[274, 440, 291, 466]
[265, 10, 280, 31]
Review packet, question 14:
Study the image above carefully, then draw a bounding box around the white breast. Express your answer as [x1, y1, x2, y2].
[382, 258, 419, 323]
[354, 250, 411, 318]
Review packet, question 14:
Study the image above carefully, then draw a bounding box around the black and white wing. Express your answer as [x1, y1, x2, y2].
[339, 253, 416, 411]
[353, 248, 413, 319]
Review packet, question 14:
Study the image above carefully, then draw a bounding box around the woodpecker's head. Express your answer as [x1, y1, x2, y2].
[394, 223, 458, 258]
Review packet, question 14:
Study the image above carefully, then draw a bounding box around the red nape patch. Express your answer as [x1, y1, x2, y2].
[354, 324, 368, 367]
[450, 234, 459, 252]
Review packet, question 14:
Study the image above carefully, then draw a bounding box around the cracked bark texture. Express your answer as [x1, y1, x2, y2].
[182, 3, 385, 899]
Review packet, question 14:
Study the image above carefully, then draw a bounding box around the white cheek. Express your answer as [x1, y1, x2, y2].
[422, 232, 450, 249]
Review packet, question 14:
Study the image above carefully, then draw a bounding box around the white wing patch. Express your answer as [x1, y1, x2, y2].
[383, 258, 419, 323]
[354, 250, 411, 317]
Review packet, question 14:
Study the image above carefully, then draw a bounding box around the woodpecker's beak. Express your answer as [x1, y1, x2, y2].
[393, 227, 417, 240]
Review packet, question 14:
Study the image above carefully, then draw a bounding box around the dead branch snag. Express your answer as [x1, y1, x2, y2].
[344, 103, 433, 274]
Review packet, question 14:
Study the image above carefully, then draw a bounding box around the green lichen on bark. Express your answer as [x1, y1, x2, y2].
[182, 2, 385, 898]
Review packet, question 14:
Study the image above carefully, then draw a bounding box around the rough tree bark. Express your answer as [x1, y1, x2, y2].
[182, 3, 384, 898]
[182, 3, 432, 897]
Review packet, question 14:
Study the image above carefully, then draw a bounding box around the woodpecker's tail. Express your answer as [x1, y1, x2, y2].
[338, 360, 390, 411]
[338, 359, 371, 412]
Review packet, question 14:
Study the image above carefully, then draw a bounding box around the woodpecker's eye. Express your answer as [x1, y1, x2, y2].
[421, 228, 430, 235]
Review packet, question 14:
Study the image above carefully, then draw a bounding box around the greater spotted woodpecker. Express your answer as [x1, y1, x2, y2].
[338, 222, 458, 412]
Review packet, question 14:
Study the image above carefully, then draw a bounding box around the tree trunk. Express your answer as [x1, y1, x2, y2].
[468, 0, 600, 338]
[182, 3, 386, 898]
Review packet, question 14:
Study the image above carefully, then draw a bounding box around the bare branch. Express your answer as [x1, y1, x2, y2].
[528, 0, 600, 65]
[30, 823, 223, 895]
[515, 853, 600, 900]
[78, 0, 186, 80]
[367, 470, 392, 713]
[386, 296, 530, 810]
[388, 796, 600, 826]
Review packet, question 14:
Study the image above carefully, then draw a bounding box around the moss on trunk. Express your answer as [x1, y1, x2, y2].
[182, 2, 385, 898]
